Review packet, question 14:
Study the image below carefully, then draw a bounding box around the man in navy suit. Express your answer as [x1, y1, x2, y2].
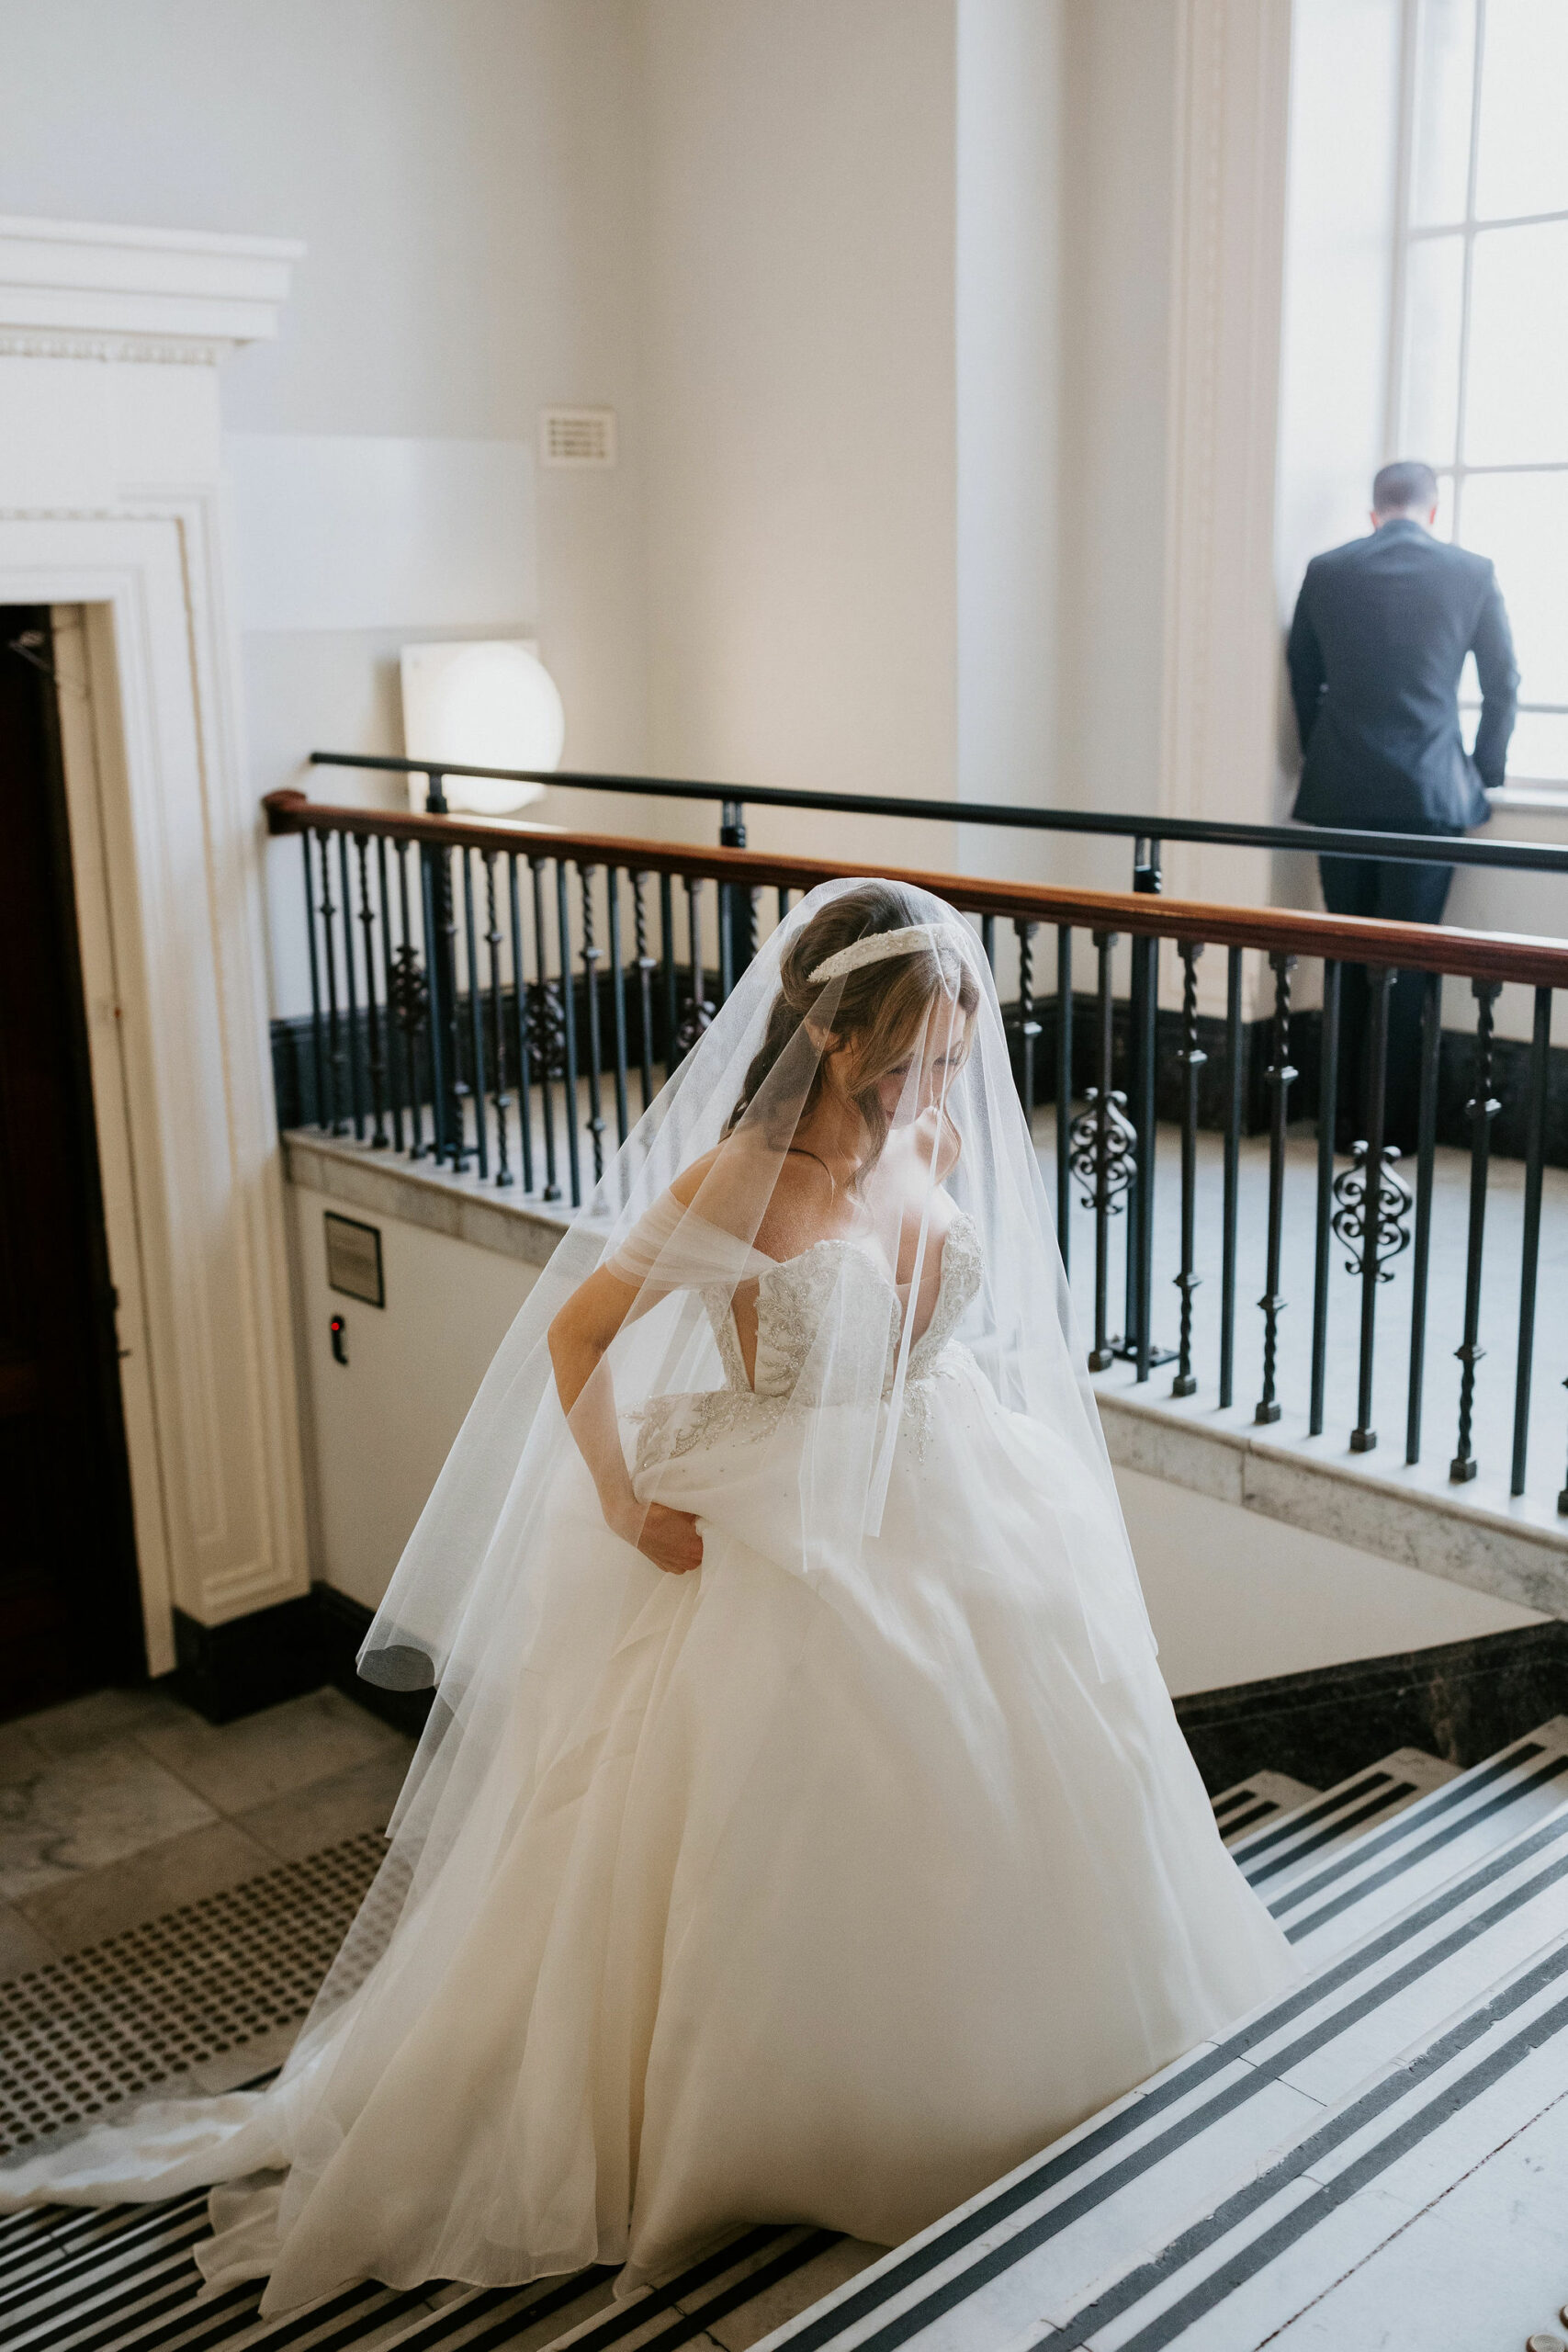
[1288, 459, 1518, 1147]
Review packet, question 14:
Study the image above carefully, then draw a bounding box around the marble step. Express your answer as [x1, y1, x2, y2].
[1209, 1773, 1320, 1847]
[1244, 1717, 1568, 1962]
[1225, 1745, 1456, 1883]
[1004, 1928, 1568, 2350]
[752, 1732, 1568, 2352]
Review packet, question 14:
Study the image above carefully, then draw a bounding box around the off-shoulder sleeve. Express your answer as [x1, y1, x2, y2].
[603, 1190, 773, 1291]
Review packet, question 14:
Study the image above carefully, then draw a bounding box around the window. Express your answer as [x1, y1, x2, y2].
[1393, 0, 1568, 782]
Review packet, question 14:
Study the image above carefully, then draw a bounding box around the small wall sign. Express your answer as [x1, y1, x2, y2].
[324, 1213, 384, 1308]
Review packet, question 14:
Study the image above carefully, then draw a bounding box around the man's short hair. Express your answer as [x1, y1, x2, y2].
[1372, 459, 1439, 515]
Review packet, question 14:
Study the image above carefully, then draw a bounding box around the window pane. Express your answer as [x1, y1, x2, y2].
[1400, 234, 1464, 464]
[1463, 220, 1568, 462]
[1474, 0, 1568, 221]
[1458, 467, 1568, 702]
[1410, 0, 1476, 225]
[1495, 709, 1568, 783]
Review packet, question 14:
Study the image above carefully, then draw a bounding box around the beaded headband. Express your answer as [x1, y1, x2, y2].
[808, 922, 964, 987]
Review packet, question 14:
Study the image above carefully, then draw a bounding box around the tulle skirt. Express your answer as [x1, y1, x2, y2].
[0, 1354, 1299, 2311]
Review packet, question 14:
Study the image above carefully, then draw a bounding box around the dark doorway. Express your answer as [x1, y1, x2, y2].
[0, 608, 144, 1717]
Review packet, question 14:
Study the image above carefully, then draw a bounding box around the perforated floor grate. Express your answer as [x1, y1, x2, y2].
[0, 1831, 385, 2157]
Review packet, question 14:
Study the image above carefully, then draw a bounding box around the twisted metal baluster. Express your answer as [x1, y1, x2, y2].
[300, 833, 325, 1130]
[337, 832, 364, 1139]
[1015, 921, 1041, 1131]
[633, 871, 657, 1111]
[391, 839, 428, 1159]
[1172, 940, 1205, 1397]
[1512, 987, 1551, 1495]
[1055, 926, 1072, 1267]
[531, 858, 560, 1203]
[317, 830, 346, 1136]
[508, 853, 533, 1194]
[1451, 978, 1502, 1482]
[355, 836, 389, 1148]
[580, 865, 606, 1183]
[374, 835, 402, 1153]
[484, 851, 512, 1187]
[557, 860, 581, 1207]
[1255, 953, 1297, 1426]
[461, 848, 489, 1182]
[1309, 960, 1341, 1437]
[606, 865, 630, 1147]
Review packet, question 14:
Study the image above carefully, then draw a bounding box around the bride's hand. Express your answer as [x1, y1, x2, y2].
[613, 1499, 704, 1575]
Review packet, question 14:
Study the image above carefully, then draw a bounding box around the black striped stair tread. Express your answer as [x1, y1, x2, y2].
[1225, 1744, 1458, 1889]
[750, 1724, 1568, 2350]
[1208, 1775, 1318, 1846]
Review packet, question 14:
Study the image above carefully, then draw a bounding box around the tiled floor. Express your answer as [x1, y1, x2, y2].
[0, 1684, 414, 1983]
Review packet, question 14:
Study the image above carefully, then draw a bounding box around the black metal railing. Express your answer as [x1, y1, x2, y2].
[267, 784, 1568, 1515]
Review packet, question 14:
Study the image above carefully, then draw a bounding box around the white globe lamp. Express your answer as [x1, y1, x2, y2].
[399, 639, 566, 816]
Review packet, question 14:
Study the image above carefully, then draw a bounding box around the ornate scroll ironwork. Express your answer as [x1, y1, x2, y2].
[1330, 1143, 1413, 1282]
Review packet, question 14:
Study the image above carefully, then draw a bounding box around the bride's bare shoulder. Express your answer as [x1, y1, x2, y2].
[670, 1136, 831, 1250]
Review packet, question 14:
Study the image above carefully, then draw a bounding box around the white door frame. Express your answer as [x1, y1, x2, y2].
[0, 218, 308, 1672]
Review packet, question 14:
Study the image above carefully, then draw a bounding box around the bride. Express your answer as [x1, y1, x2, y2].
[0, 878, 1298, 2309]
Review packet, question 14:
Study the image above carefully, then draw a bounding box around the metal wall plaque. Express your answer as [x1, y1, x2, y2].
[323, 1213, 384, 1307]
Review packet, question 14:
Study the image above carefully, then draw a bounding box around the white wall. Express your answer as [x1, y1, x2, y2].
[0, 0, 651, 1016]
[1119, 1464, 1543, 1698]
[1054, 0, 1181, 897]
[636, 0, 961, 878]
[955, 0, 1063, 872]
[288, 1183, 538, 1612]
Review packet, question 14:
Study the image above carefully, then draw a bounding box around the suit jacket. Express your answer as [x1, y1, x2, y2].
[1288, 517, 1518, 835]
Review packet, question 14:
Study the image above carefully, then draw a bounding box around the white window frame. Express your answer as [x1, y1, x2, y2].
[1387, 0, 1568, 785]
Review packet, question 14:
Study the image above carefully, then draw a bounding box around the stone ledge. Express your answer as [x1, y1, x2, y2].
[282, 1131, 571, 1269]
[1098, 1389, 1568, 1618]
[278, 1130, 1568, 1624]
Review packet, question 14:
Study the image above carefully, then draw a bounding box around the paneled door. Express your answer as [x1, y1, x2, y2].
[0, 608, 143, 1716]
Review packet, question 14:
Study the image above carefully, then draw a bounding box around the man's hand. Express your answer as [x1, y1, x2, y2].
[613, 1499, 704, 1575]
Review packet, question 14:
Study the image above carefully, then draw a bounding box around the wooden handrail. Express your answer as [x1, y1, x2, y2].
[263, 789, 1568, 988]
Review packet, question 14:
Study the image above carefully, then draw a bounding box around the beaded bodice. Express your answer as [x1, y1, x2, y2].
[703, 1206, 983, 1404]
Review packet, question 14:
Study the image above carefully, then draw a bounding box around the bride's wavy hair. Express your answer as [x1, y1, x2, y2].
[725, 882, 978, 1170]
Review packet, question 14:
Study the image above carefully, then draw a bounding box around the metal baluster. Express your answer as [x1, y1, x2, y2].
[777, 887, 792, 923]
[679, 878, 713, 1054]
[1015, 921, 1041, 1134]
[1055, 925, 1072, 1265]
[1172, 941, 1205, 1397]
[1122, 839, 1162, 1366]
[982, 914, 996, 974]
[420, 842, 450, 1165]
[391, 840, 427, 1159]
[1405, 971, 1443, 1463]
[717, 797, 754, 987]
[1255, 953, 1297, 1425]
[607, 866, 630, 1146]
[355, 837, 389, 1148]
[1131, 923, 1160, 1380]
[1511, 986, 1552, 1495]
[1309, 961, 1341, 1436]
[632, 872, 657, 1112]
[557, 861, 582, 1208]
[1450, 979, 1501, 1481]
[422, 772, 466, 1165]
[580, 865, 606, 1183]
[317, 830, 346, 1135]
[461, 849, 489, 1181]
[374, 836, 403, 1153]
[1085, 932, 1122, 1371]
[483, 852, 512, 1186]
[661, 874, 679, 1073]
[338, 831, 364, 1139]
[1219, 947, 1244, 1408]
[531, 857, 560, 1204]
[508, 853, 534, 1194]
[1347, 967, 1395, 1450]
[300, 832, 325, 1130]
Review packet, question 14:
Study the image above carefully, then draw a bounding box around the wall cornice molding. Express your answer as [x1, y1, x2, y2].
[0, 213, 301, 352]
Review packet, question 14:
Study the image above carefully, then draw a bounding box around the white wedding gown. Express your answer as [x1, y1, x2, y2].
[0, 1205, 1300, 2311]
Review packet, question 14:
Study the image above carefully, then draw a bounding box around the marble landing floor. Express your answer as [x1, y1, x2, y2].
[0, 1684, 414, 1985]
